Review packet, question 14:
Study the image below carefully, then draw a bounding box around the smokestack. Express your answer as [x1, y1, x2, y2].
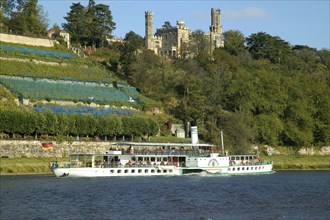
[191, 121, 198, 144]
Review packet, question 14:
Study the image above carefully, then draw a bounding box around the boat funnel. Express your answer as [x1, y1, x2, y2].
[191, 121, 198, 144]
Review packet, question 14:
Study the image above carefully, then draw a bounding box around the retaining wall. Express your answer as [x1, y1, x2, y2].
[0, 140, 124, 158]
[0, 140, 329, 158]
[0, 33, 54, 47]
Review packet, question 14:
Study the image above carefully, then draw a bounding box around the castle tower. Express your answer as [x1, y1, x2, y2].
[145, 11, 154, 49]
[209, 8, 224, 55]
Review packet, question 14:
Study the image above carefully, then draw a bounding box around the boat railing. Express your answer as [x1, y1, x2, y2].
[51, 160, 187, 169]
[50, 161, 70, 168]
[123, 150, 210, 157]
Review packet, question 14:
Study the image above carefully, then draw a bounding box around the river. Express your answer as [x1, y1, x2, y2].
[0, 171, 329, 220]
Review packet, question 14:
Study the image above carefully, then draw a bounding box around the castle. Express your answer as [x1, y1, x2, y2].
[145, 8, 224, 58]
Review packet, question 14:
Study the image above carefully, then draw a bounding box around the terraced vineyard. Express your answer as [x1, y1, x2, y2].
[0, 42, 114, 82]
[0, 75, 138, 104]
[0, 59, 114, 83]
[34, 104, 138, 116]
[0, 44, 76, 59]
[0, 41, 147, 108]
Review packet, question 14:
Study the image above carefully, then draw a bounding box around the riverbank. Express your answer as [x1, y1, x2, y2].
[1, 155, 329, 175]
[265, 155, 330, 170]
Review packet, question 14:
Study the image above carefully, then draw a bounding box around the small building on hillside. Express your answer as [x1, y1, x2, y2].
[171, 124, 185, 138]
[47, 28, 70, 48]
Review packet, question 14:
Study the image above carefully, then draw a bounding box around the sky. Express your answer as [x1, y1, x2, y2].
[39, 0, 330, 50]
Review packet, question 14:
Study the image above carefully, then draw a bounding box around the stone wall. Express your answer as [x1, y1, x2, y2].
[0, 33, 54, 47]
[1, 140, 329, 158]
[0, 140, 126, 158]
[298, 146, 330, 156]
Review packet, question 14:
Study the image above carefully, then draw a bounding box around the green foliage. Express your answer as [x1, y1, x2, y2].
[189, 29, 210, 56]
[223, 30, 246, 56]
[0, 107, 159, 139]
[2, 0, 48, 37]
[119, 31, 144, 79]
[246, 32, 291, 64]
[0, 84, 17, 107]
[122, 30, 329, 149]
[1, 25, 329, 151]
[63, 1, 116, 48]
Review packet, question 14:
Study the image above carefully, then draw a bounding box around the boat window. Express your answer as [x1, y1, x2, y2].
[262, 166, 264, 169]
[232, 168, 235, 171]
[163, 170, 167, 173]
[169, 169, 173, 173]
[110, 170, 114, 173]
[124, 169, 128, 173]
[255, 167, 257, 170]
[236, 157, 239, 160]
[259, 167, 261, 170]
[249, 156, 253, 160]
[138, 157, 143, 161]
[151, 157, 155, 162]
[157, 157, 162, 162]
[131, 169, 135, 173]
[228, 168, 230, 171]
[157, 170, 161, 173]
[145, 169, 148, 173]
[151, 169, 155, 173]
[138, 169, 142, 173]
[247, 167, 249, 170]
[242, 167, 245, 171]
[144, 157, 149, 161]
[237, 168, 240, 171]
[163, 157, 168, 162]
[241, 156, 244, 160]
[117, 170, 121, 173]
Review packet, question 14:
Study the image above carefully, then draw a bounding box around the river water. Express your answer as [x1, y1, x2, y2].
[0, 171, 329, 220]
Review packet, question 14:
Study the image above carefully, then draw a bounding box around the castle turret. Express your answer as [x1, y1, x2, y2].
[145, 11, 154, 49]
[209, 8, 224, 55]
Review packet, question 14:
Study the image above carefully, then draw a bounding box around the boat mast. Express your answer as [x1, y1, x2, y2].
[221, 130, 224, 156]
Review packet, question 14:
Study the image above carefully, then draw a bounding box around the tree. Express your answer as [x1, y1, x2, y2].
[281, 76, 316, 149]
[119, 31, 144, 79]
[223, 30, 246, 56]
[63, 3, 87, 45]
[246, 32, 291, 64]
[63, 1, 116, 48]
[7, 0, 48, 37]
[0, 0, 16, 18]
[189, 29, 210, 57]
[93, 4, 116, 47]
[23, 0, 48, 36]
[217, 111, 254, 153]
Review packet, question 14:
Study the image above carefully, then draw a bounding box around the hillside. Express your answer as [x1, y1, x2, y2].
[1, 32, 330, 154]
[0, 41, 158, 109]
[0, 40, 173, 142]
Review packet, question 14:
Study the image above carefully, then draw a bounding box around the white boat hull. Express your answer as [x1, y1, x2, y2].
[52, 163, 273, 177]
[52, 166, 182, 177]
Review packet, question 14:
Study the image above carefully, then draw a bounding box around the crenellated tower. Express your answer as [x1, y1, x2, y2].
[210, 8, 224, 55]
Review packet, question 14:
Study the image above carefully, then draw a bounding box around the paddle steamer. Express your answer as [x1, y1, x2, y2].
[50, 142, 273, 177]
